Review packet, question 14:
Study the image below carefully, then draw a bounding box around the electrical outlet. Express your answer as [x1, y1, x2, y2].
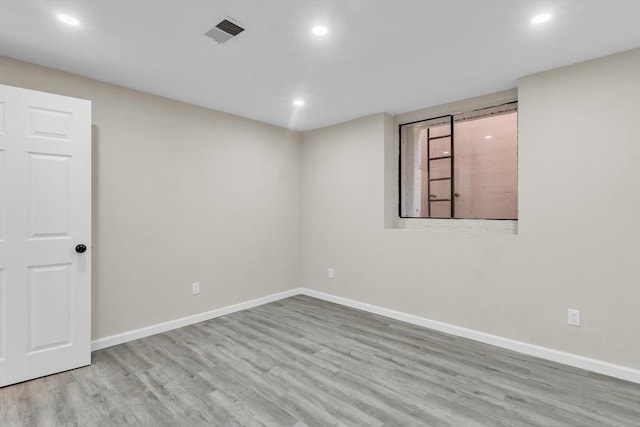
[192, 282, 200, 295]
[328, 268, 334, 279]
[568, 309, 581, 326]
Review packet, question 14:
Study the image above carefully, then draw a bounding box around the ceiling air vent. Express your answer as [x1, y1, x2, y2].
[204, 18, 245, 44]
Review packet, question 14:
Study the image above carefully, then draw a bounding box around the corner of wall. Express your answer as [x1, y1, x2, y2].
[383, 113, 396, 229]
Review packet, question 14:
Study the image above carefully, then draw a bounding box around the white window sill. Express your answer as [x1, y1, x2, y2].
[395, 218, 518, 235]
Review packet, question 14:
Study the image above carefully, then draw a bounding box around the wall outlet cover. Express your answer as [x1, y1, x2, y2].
[568, 309, 581, 326]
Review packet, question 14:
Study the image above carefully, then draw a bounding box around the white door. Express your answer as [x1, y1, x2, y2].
[0, 84, 91, 387]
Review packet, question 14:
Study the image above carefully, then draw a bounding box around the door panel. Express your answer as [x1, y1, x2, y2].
[0, 148, 5, 240]
[0, 101, 5, 385]
[28, 153, 72, 238]
[0, 269, 5, 363]
[0, 101, 4, 133]
[0, 84, 91, 387]
[28, 263, 72, 353]
[28, 107, 72, 141]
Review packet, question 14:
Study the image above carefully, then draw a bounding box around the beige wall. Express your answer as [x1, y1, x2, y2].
[300, 49, 640, 369]
[0, 56, 302, 340]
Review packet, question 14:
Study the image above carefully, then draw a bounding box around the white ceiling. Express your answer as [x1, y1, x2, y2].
[1, 1, 639, 131]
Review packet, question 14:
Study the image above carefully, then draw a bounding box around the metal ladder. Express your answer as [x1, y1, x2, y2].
[426, 117, 454, 218]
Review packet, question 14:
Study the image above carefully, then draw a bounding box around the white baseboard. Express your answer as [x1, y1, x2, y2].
[91, 288, 303, 352]
[299, 289, 640, 384]
[91, 286, 640, 384]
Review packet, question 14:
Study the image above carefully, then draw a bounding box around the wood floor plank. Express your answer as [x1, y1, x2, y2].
[1, 295, 639, 426]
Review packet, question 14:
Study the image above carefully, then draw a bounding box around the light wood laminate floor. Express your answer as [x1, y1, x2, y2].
[1, 295, 639, 426]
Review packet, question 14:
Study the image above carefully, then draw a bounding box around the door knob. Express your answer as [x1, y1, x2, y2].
[75, 244, 87, 254]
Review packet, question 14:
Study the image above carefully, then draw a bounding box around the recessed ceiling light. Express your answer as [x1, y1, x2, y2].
[443, 151, 450, 155]
[484, 135, 493, 139]
[57, 14, 80, 26]
[531, 12, 552, 24]
[312, 25, 328, 36]
[293, 99, 305, 107]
